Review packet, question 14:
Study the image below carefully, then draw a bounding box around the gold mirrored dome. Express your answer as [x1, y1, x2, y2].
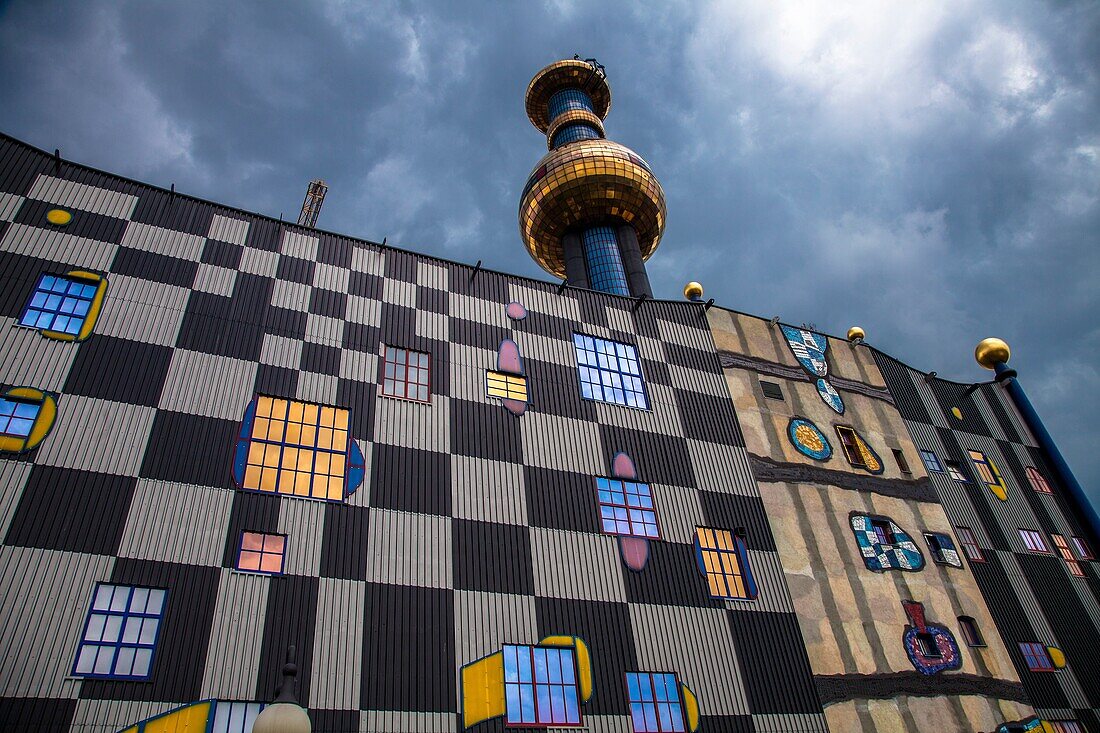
[518, 139, 666, 278]
[847, 326, 865, 342]
[975, 338, 1011, 369]
[684, 282, 704, 300]
[525, 59, 611, 133]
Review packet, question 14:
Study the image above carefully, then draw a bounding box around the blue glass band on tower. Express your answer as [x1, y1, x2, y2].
[583, 226, 629, 295]
[548, 88, 602, 149]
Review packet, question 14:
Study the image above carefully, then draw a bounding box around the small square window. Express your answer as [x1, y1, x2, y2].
[573, 334, 649, 410]
[72, 583, 166, 680]
[381, 346, 431, 402]
[958, 616, 984, 647]
[503, 644, 582, 726]
[486, 371, 528, 403]
[944, 461, 968, 482]
[626, 672, 687, 733]
[892, 449, 911, 474]
[871, 519, 896, 545]
[1051, 534, 1084, 577]
[1019, 529, 1049, 553]
[923, 532, 962, 567]
[0, 396, 42, 439]
[916, 633, 942, 658]
[955, 527, 985, 563]
[237, 531, 287, 575]
[760, 381, 784, 400]
[597, 477, 660, 539]
[1072, 536, 1093, 560]
[694, 527, 757, 600]
[19, 272, 101, 338]
[1026, 466, 1053, 494]
[1018, 642, 1055, 671]
[919, 449, 943, 473]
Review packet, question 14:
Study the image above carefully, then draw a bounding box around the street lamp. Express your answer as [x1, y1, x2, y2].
[253, 646, 311, 733]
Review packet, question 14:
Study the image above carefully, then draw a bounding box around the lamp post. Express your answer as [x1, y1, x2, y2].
[253, 646, 311, 733]
[975, 338, 1100, 547]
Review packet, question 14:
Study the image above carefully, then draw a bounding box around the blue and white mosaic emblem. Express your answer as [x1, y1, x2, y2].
[781, 325, 846, 414]
[815, 379, 845, 415]
[850, 514, 924, 571]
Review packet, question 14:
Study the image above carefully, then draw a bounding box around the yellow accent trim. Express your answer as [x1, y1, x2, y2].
[6, 387, 44, 400]
[46, 208, 72, 225]
[73, 271, 106, 342]
[23, 392, 56, 450]
[682, 683, 700, 732]
[951, 406, 963, 420]
[119, 700, 212, 733]
[539, 635, 593, 702]
[461, 651, 505, 728]
[1039, 721, 1056, 733]
[0, 435, 25, 452]
[1047, 646, 1066, 669]
[990, 483, 1008, 501]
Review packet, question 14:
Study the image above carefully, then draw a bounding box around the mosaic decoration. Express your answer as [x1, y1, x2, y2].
[0, 386, 57, 453]
[993, 719, 1043, 733]
[19, 270, 107, 342]
[487, 339, 528, 416]
[969, 449, 1008, 501]
[780, 325, 845, 414]
[461, 635, 593, 729]
[924, 532, 963, 568]
[599, 452, 657, 571]
[850, 514, 925, 571]
[787, 417, 832, 460]
[902, 600, 962, 675]
[232, 396, 366, 501]
[626, 672, 701, 733]
[835, 426, 884, 474]
[505, 301, 528, 321]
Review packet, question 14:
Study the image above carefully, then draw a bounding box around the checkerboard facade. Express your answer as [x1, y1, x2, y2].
[0, 134, 825, 732]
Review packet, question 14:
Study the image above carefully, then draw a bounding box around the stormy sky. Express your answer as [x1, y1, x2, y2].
[1, 1, 1098, 508]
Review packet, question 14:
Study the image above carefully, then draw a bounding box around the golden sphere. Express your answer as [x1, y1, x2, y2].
[847, 326, 865, 343]
[684, 282, 703, 300]
[975, 337, 1011, 370]
[518, 139, 666, 278]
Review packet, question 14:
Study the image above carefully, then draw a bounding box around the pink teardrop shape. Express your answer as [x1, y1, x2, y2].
[502, 398, 526, 416]
[612, 452, 637, 479]
[506, 302, 527, 320]
[497, 339, 524, 375]
[620, 536, 649, 571]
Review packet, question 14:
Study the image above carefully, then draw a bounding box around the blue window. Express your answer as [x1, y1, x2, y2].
[19, 273, 97, 336]
[582, 226, 629, 295]
[598, 477, 659, 538]
[0, 397, 41, 438]
[503, 644, 581, 727]
[73, 584, 166, 680]
[547, 88, 595, 119]
[919, 449, 942, 473]
[574, 334, 648, 409]
[627, 672, 686, 732]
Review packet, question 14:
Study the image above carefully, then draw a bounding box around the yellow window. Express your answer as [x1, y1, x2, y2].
[486, 371, 528, 402]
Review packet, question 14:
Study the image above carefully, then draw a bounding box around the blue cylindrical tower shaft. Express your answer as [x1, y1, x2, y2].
[994, 361, 1100, 547]
[547, 89, 602, 149]
[582, 226, 630, 295]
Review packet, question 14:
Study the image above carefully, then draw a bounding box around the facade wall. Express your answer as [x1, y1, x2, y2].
[875, 350, 1100, 731]
[0, 134, 827, 732]
[705, 307, 1036, 732]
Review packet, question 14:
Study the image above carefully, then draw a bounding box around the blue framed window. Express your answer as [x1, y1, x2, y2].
[0, 396, 41, 438]
[693, 527, 758, 600]
[19, 273, 97, 336]
[574, 334, 648, 409]
[73, 584, 166, 680]
[1018, 642, 1055, 671]
[597, 477, 659, 538]
[919, 450, 943, 473]
[626, 672, 686, 732]
[503, 644, 581, 727]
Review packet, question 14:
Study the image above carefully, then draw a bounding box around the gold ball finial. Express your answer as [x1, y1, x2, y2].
[684, 282, 703, 300]
[847, 326, 865, 343]
[975, 337, 1011, 370]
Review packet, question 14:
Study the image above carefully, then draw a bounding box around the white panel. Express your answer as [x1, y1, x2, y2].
[35, 395, 157, 477]
[0, 192, 23, 221]
[308, 577, 365, 710]
[239, 247, 279, 278]
[381, 277, 415, 307]
[201, 568, 270, 699]
[28, 175, 138, 219]
[192, 263, 237, 296]
[207, 213, 250, 245]
[415, 309, 449, 341]
[120, 222, 205, 260]
[96, 274, 190, 347]
[450, 455, 527, 526]
[305, 313, 342, 345]
[277, 498, 326, 577]
[158, 349, 259, 421]
[415, 260, 449, 289]
[280, 229, 319, 260]
[366, 509, 452, 588]
[296, 371, 338, 404]
[0, 317, 81, 391]
[313, 262, 350, 292]
[1, 223, 117, 269]
[260, 334, 303, 370]
[519, 412, 603, 474]
[117, 481, 232, 566]
[0, 461, 33, 540]
[373, 393, 449, 452]
[270, 279, 310, 310]
[529, 528, 627, 602]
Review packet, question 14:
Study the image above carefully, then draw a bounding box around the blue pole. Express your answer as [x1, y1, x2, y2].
[994, 361, 1100, 546]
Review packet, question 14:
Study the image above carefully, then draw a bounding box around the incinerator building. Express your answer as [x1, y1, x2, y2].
[0, 58, 1097, 733]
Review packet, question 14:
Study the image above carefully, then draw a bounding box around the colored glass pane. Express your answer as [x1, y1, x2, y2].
[574, 334, 648, 409]
[920, 450, 943, 473]
[212, 701, 266, 733]
[1019, 529, 1049, 553]
[923, 532, 962, 567]
[551, 123, 602, 148]
[0, 397, 40, 438]
[955, 526, 985, 562]
[1072, 536, 1093, 560]
[582, 226, 629, 295]
[486, 371, 528, 402]
[1018, 642, 1054, 671]
[237, 531, 286, 575]
[835, 426, 866, 467]
[19, 272, 97, 336]
[694, 527, 756, 600]
[1026, 466, 1053, 494]
[597, 477, 659, 539]
[381, 346, 430, 402]
[241, 396, 350, 501]
[945, 461, 968, 482]
[1051, 534, 1084, 577]
[73, 584, 166, 680]
[502, 644, 581, 727]
[626, 672, 686, 733]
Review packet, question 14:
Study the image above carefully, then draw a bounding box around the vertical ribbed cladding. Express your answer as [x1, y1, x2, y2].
[871, 350, 933, 424]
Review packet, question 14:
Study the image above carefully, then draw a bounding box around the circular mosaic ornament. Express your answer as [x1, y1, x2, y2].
[788, 418, 832, 460]
[46, 208, 72, 226]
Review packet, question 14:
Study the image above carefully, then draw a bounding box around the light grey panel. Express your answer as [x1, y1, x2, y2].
[70, 700, 176, 733]
[507, 282, 582, 323]
[450, 455, 528, 526]
[366, 509, 452, 589]
[277, 498, 326, 577]
[1, 223, 117, 270]
[239, 246, 278, 278]
[0, 318, 80, 391]
[117, 481, 233, 566]
[192, 263, 236, 296]
[0, 191, 24, 221]
[207, 213, 250, 245]
[0, 461, 33, 540]
[373, 392, 450, 452]
[120, 222, 204, 260]
[361, 710, 457, 733]
[529, 528, 626, 602]
[686, 440, 759, 497]
[35, 395, 156, 477]
[295, 370, 338, 405]
[651, 483, 705, 544]
[519, 411, 603, 474]
[415, 308, 449, 341]
[452, 590, 538, 690]
[270, 279, 311, 310]
[0, 546, 113, 698]
[260, 333, 303, 370]
[416, 260, 449, 290]
[309, 577, 365, 710]
[28, 175, 138, 219]
[96, 274, 190, 347]
[280, 229, 318, 260]
[158, 349, 259, 420]
[305, 313, 342, 346]
[744, 549, 797, 614]
[200, 568, 270, 699]
[313, 262, 350, 293]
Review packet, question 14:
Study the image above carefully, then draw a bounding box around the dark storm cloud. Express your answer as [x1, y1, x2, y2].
[2, 1, 1098, 506]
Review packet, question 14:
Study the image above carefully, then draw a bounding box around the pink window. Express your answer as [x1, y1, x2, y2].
[1051, 534, 1085, 577]
[1026, 466, 1053, 494]
[1018, 529, 1049, 553]
[955, 527, 984, 563]
[237, 531, 286, 574]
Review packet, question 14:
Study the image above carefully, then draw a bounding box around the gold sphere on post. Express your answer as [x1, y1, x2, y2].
[684, 282, 703, 300]
[975, 338, 1011, 370]
[847, 326, 865, 343]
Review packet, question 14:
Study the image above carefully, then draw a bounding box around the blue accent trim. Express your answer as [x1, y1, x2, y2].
[232, 398, 258, 488]
[71, 583, 168, 681]
[348, 439, 366, 495]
